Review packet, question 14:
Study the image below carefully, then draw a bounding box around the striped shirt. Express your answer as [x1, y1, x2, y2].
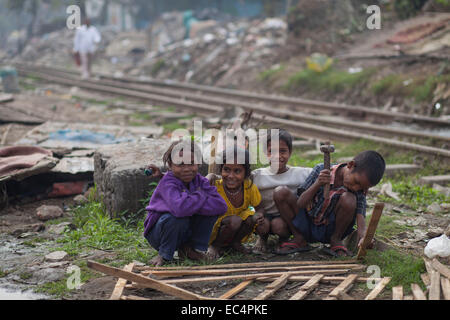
[298, 163, 366, 225]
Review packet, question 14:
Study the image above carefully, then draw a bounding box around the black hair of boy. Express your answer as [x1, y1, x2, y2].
[352, 150, 386, 186]
[266, 129, 293, 153]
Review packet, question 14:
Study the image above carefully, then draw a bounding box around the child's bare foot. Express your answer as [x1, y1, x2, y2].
[253, 235, 268, 253]
[149, 254, 166, 267]
[206, 245, 221, 260]
[231, 241, 252, 254]
[179, 245, 208, 261]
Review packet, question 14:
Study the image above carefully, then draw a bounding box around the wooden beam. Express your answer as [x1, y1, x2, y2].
[121, 295, 151, 301]
[137, 259, 359, 271]
[219, 280, 253, 299]
[289, 274, 324, 300]
[253, 274, 290, 300]
[365, 277, 391, 300]
[357, 203, 384, 259]
[421, 273, 430, 287]
[110, 263, 135, 300]
[392, 286, 403, 300]
[410, 283, 427, 300]
[429, 270, 441, 300]
[146, 264, 364, 278]
[431, 259, 450, 279]
[441, 277, 450, 300]
[87, 260, 212, 300]
[328, 274, 358, 298]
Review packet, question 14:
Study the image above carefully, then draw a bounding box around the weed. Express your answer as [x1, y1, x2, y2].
[151, 59, 166, 76]
[259, 65, 285, 82]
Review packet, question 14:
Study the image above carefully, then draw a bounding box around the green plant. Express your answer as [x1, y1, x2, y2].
[151, 59, 166, 76]
[394, 0, 428, 19]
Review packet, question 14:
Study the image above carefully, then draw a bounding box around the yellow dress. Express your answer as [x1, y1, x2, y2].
[209, 179, 262, 244]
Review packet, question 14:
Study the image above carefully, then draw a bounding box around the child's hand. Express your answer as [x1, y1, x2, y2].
[254, 212, 265, 225]
[357, 235, 375, 249]
[206, 173, 219, 186]
[315, 169, 331, 187]
[146, 164, 163, 179]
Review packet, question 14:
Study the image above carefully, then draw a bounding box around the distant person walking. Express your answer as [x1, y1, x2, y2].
[73, 18, 101, 79]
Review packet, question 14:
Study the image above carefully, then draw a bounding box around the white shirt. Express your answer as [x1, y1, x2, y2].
[252, 166, 313, 215]
[73, 25, 101, 54]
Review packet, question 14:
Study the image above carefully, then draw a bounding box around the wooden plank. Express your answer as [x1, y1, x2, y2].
[289, 274, 324, 300]
[419, 175, 450, 186]
[365, 277, 391, 300]
[254, 274, 290, 300]
[146, 264, 364, 278]
[137, 259, 359, 271]
[328, 274, 359, 298]
[87, 260, 212, 300]
[431, 259, 450, 279]
[441, 277, 450, 300]
[429, 270, 441, 300]
[357, 203, 384, 259]
[219, 280, 253, 299]
[162, 269, 351, 285]
[421, 273, 430, 287]
[110, 262, 135, 300]
[336, 291, 355, 300]
[410, 283, 427, 300]
[121, 295, 151, 301]
[384, 164, 421, 177]
[392, 286, 403, 300]
[403, 295, 413, 300]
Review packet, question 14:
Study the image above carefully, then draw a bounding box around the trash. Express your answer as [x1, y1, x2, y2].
[424, 234, 450, 259]
[379, 182, 401, 201]
[47, 181, 90, 198]
[306, 53, 333, 73]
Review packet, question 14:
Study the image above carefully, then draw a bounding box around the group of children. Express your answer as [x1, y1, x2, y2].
[143, 129, 386, 266]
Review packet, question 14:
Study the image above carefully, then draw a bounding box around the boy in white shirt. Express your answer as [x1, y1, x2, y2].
[252, 129, 312, 253]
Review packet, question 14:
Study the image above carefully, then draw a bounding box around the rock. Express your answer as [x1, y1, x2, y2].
[405, 216, 427, 227]
[45, 251, 69, 262]
[73, 194, 88, 205]
[94, 138, 203, 217]
[47, 222, 75, 235]
[427, 227, 444, 239]
[32, 268, 66, 284]
[36, 205, 63, 221]
[432, 183, 450, 197]
[426, 202, 443, 214]
[9, 223, 45, 237]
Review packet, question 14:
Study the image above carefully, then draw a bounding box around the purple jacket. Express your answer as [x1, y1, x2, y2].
[143, 171, 228, 236]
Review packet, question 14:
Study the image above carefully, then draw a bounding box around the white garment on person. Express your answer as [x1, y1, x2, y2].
[80, 52, 91, 79]
[73, 25, 101, 54]
[252, 166, 313, 216]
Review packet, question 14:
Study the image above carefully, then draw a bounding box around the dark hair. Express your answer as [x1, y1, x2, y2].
[352, 150, 385, 186]
[266, 129, 293, 153]
[219, 146, 253, 185]
[163, 139, 202, 168]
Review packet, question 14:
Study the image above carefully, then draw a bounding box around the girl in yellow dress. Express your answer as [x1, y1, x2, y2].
[207, 147, 264, 259]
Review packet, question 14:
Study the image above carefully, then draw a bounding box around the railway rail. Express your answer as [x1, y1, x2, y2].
[15, 64, 450, 159]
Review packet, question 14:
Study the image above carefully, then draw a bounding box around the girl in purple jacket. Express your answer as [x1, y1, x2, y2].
[143, 140, 228, 266]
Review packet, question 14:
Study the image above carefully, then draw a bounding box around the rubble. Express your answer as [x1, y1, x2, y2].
[44, 251, 69, 262]
[36, 205, 63, 221]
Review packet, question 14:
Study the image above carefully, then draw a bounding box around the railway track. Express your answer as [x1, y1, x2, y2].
[15, 64, 450, 159]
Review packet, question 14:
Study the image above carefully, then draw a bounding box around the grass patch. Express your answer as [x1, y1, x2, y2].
[259, 64, 285, 82]
[0, 269, 7, 278]
[363, 249, 425, 294]
[284, 67, 373, 93]
[375, 215, 413, 238]
[19, 272, 33, 280]
[151, 59, 166, 76]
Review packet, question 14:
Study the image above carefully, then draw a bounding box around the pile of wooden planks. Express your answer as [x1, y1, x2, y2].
[392, 258, 450, 300]
[88, 259, 393, 300]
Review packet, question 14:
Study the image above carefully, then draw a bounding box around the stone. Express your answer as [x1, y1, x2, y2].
[426, 202, 443, 214]
[32, 268, 66, 284]
[445, 225, 450, 237]
[36, 205, 63, 221]
[427, 228, 444, 239]
[9, 223, 45, 237]
[45, 251, 69, 262]
[73, 194, 88, 205]
[432, 184, 450, 197]
[47, 222, 74, 235]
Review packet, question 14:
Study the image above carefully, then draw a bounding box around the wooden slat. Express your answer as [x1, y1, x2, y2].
[121, 295, 151, 300]
[162, 269, 352, 284]
[146, 264, 364, 278]
[431, 259, 450, 279]
[403, 295, 413, 300]
[289, 274, 324, 300]
[365, 277, 391, 300]
[219, 280, 253, 299]
[429, 270, 441, 300]
[411, 283, 427, 300]
[421, 273, 430, 287]
[357, 203, 384, 259]
[253, 274, 290, 300]
[87, 260, 211, 300]
[441, 277, 450, 300]
[328, 274, 358, 298]
[137, 259, 359, 271]
[392, 286, 403, 300]
[110, 263, 135, 300]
